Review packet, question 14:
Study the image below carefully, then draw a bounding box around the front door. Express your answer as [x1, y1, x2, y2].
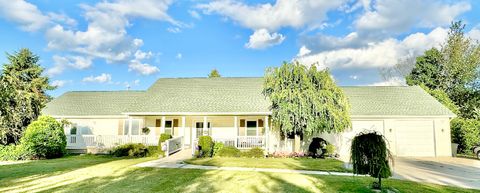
[195, 122, 211, 137]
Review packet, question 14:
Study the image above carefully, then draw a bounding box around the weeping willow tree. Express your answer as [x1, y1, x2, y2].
[351, 132, 393, 189]
[263, 61, 351, 151]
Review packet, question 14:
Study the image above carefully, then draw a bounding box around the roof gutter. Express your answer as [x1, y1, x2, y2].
[123, 112, 272, 116]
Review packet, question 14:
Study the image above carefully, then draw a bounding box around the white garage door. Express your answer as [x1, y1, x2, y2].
[395, 120, 435, 157]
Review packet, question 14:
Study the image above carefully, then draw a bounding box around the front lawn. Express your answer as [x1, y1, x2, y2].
[0, 155, 476, 193]
[185, 157, 349, 172]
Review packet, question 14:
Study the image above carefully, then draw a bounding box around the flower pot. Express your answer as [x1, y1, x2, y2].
[451, 143, 459, 157]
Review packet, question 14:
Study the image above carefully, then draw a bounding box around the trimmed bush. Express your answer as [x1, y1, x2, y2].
[308, 138, 327, 158]
[20, 116, 67, 159]
[111, 143, 148, 157]
[326, 144, 336, 157]
[159, 133, 172, 151]
[451, 118, 480, 153]
[217, 146, 241, 157]
[198, 136, 213, 157]
[159, 133, 172, 143]
[0, 145, 26, 161]
[241, 147, 264, 158]
[213, 142, 224, 156]
[147, 146, 164, 157]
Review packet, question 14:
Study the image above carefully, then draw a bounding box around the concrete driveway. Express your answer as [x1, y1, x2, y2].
[393, 157, 480, 190]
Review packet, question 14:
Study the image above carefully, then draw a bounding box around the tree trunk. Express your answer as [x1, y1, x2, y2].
[294, 134, 301, 152]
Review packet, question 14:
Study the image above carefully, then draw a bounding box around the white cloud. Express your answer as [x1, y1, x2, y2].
[48, 12, 77, 27]
[198, 0, 345, 31]
[369, 77, 405, 86]
[355, 0, 470, 34]
[349, 75, 359, 80]
[167, 27, 181, 33]
[128, 50, 159, 75]
[297, 46, 311, 57]
[245, 29, 285, 49]
[296, 27, 448, 69]
[188, 10, 201, 19]
[2, 0, 178, 76]
[176, 53, 182, 59]
[198, 0, 345, 48]
[51, 80, 71, 88]
[82, 73, 112, 83]
[0, 0, 50, 31]
[47, 55, 93, 76]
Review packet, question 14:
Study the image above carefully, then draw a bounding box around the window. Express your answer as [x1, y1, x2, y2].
[164, 120, 173, 135]
[123, 120, 129, 135]
[123, 119, 141, 135]
[131, 120, 140, 135]
[246, 120, 257, 136]
[70, 124, 77, 135]
[196, 122, 211, 137]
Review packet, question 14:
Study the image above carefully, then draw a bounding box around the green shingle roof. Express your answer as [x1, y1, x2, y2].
[43, 77, 455, 117]
[126, 78, 271, 113]
[342, 86, 455, 117]
[42, 91, 145, 116]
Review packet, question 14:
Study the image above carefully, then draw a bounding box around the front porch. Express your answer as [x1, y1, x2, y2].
[65, 115, 271, 154]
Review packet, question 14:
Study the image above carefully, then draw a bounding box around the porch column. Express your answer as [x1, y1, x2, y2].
[203, 116, 207, 136]
[264, 116, 269, 152]
[191, 126, 196, 155]
[128, 117, 133, 136]
[234, 116, 238, 148]
[160, 116, 166, 134]
[181, 116, 186, 148]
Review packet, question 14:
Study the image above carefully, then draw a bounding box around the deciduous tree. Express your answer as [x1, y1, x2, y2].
[263, 62, 351, 151]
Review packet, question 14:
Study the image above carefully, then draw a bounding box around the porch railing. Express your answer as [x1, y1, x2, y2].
[66, 135, 159, 149]
[213, 136, 265, 149]
[165, 136, 183, 157]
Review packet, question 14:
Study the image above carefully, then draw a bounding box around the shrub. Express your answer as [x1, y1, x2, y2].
[217, 146, 241, 157]
[111, 143, 148, 157]
[213, 142, 224, 156]
[451, 118, 480, 153]
[351, 132, 392, 189]
[159, 133, 172, 151]
[326, 144, 336, 157]
[147, 146, 164, 157]
[198, 136, 214, 157]
[0, 145, 26, 161]
[241, 147, 264, 158]
[159, 133, 172, 143]
[20, 116, 67, 159]
[308, 138, 327, 158]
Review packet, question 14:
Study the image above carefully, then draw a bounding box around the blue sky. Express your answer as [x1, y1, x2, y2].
[0, 0, 479, 97]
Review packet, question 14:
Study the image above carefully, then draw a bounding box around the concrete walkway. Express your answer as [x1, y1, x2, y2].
[0, 161, 29, 166]
[136, 149, 358, 176]
[136, 147, 193, 167]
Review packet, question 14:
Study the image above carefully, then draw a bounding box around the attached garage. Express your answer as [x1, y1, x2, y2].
[394, 120, 435, 157]
[326, 86, 457, 161]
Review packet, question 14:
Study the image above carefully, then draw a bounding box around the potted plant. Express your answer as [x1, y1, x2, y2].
[142, 127, 150, 135]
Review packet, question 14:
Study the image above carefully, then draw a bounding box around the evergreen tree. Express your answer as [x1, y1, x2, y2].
[0, 48, 54, 144]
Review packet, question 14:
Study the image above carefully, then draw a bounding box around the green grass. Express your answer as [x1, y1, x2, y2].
[185, 157, 349, 172]
[0, 155, 476, 193]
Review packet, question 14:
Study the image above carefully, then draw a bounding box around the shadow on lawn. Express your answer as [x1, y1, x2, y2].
[39, 168, 326, 193]
[0, 155, 118, 187]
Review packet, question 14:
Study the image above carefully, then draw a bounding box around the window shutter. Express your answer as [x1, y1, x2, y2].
[173, 119, 179, 127]
[155, 119, 161, 127]
[258, 119, 264, 127]
[240, 119, 246, 127]
[118, 120, 124, 135]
